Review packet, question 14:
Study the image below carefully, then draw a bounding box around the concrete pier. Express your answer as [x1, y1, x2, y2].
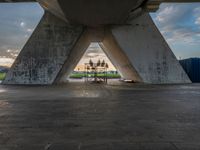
[3, 11, 83, 84]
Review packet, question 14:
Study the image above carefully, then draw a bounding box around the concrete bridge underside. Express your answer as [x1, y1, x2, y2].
[2, 0, 200, 84]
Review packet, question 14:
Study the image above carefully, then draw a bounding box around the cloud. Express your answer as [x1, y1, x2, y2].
[84, 43, 105, 59]
[150, 3, 200, 59]
[0, 49, 19, 66]
[155, 5, 178, 23]
[6, 49, 11, 53]
[151, 3, 200, 46]
[20, 21, 25, 27]
[194, 7, 200, 25]
[154, 4, 194, 25]
[164, 26, 200, 44]
[5, 49, 19, 59]
[195, 17, 200, 25]
[76, 43, 116, 71]
[194, 7, 200, 15]
[0, 57, 14, 67]
[0, 3, 43, 66]
[27, 28, 33, 32]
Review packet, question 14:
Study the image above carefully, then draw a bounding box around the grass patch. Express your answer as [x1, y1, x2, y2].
[0, 73, 6, 80]
[70, 73, 121, 79]
[70, 73, 85, 78]
[0, 73, 120, 80]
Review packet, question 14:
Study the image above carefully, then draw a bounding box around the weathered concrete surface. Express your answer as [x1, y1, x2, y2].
[0, 83, 200, 149]
[3, 11, 83, 85]
[1, 1, 195, 85]
[37, 0, 67, 22]
[100, 37, 142, 82]
[109, 13, 191, 84]
[55, 28, 106, 83]
[54, 30, 91, 83]
[3, 11, 191, 84]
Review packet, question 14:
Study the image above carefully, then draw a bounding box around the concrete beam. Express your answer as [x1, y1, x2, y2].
[37, 0, 68, 23]
[145, 0, 200, 11]
[109, 13, 191, 84]
[3, 11, 83, 85]
[1, 7, 192, 84]
[57, 0, 146, 26]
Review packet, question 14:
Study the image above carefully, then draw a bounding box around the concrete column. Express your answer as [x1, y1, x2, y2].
[55, 27, 106, 83]
[3, 11, 84, 85]
[105, 13, 191, 84]
[100, 30, 142, 82]
[54, 30, 91, 83]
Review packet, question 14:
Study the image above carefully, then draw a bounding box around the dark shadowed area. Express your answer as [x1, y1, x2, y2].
[0, 83, 200, 149]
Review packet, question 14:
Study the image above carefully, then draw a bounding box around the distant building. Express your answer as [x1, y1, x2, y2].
[0, 66, 9, 73]
[179, 58, 200, 83]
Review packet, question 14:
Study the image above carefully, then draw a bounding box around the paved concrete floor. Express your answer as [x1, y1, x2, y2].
[0, 83, 200, 150]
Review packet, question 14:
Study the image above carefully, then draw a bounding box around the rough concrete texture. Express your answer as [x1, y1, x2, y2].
[37, 0, 67, 22]
[110, 13, 191, 84]
[100, 32, 142, 82]
[3, 11, 83, 85]
[0, 83, 200, 149]
[55, 28, 107, 83]
[55, 30, 91, 83]
[3, 12, 191, 85]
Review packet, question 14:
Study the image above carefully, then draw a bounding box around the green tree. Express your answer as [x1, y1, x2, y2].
[89, 59, 93, 67]
[105, 63, 109, 69]
[101, 60, 105, 67]
[97, 59, 101, 67]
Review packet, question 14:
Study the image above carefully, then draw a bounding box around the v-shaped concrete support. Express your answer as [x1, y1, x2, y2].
[3, 12, 191, 84]
[3, 11, 84, 84]
[102, 13, 191, 83]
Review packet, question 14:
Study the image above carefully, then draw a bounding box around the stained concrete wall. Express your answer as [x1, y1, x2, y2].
[55, 27, 107, 83]
[3, 11, 83, 84]
[37, 0, 67, 23]
[100, 31, 142, 82]
[108, 13, 191, 83]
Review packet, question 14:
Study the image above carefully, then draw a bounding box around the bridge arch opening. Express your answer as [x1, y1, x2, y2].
[65, 42, 122, 84]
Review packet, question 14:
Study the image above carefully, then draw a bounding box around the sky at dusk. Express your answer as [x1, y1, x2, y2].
[0, 2, 200, 68]
[74, 43, 117, 71]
